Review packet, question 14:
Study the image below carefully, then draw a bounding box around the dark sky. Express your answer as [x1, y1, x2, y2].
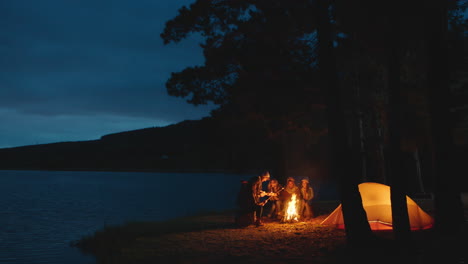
[0, 0, 215, 148]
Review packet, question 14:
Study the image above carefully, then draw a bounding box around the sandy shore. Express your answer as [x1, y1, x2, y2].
[73, 200, 468, 264]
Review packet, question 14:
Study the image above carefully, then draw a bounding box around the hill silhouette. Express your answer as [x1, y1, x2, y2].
[2, 115, 466, 194]
[0, 117, 277, 173]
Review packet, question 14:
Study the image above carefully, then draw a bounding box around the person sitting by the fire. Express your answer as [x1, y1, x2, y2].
[266, 178, 283, 219]
[235, 179, 252, 227]
[280, 177, 301, 218]
[247, 170, 271, 226]
[236, 171, 271, 227]
[299, 177, 314, 220]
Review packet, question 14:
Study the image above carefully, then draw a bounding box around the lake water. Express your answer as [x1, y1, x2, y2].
[0, 170, 251, 264]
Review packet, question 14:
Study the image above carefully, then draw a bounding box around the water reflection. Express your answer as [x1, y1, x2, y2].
[0, 170, 249, 264]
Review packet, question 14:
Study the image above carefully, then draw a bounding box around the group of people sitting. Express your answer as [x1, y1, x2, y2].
[235, 171, 315, 227]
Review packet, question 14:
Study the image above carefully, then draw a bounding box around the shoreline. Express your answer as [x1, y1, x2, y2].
[71, 201, 468, 264]
[72, 207, 347, 264]
[0, 167, 256, 174]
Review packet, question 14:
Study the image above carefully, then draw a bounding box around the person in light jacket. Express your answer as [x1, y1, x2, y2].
[299, 177, 314, 220]
[266, 178, 283, 219]
[280, 177, 301, 218]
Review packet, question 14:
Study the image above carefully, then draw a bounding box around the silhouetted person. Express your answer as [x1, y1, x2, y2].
[235, 180, 252, 227]
[235, 171, 272, 227]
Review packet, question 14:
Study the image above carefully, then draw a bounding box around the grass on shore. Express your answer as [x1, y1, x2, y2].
[72, 200, 468, 264]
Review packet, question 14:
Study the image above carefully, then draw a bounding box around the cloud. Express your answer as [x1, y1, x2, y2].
[0, 0, 215, 147]
[0, 107, 192, 148]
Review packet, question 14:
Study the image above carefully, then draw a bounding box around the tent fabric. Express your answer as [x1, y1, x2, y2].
[320, 182, 434, 230]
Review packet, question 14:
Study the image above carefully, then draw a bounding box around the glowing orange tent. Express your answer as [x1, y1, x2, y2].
[320, 182, 434, 230]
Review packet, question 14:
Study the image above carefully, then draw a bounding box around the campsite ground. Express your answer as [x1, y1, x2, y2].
[74, 199, 468, 264]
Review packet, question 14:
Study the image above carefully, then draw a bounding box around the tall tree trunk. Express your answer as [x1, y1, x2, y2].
[375, 106, 387, 184]
[316, 0, 373, 246]
[352, 69, 367, 182]
[414, 149, 425, 193]
[386, 0, 411, 244]
[426, 0, 465, 232]
[272, 139, 287, 184]
[357, 104, 367, 182]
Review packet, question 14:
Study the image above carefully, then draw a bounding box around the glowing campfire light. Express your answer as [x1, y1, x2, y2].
[284, 194, 299, 222]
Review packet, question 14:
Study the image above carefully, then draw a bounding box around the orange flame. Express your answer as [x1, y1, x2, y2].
[284, 193, 299, 222]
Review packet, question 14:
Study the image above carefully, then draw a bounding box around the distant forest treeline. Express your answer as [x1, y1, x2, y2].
[0, 115, 466, 194]
[0, 118, 276, 174]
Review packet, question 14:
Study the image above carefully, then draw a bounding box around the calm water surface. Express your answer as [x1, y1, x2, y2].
[0, 170, 249, 264]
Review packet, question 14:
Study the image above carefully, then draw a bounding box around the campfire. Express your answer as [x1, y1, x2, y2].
[283, 194, 299, 222]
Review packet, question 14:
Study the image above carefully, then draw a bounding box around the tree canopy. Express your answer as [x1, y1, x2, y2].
[160, 0, 468, 244]
[161, 0, 324, 129]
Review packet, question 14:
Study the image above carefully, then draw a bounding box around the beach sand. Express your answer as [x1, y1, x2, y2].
[74, 200, 468, 264]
